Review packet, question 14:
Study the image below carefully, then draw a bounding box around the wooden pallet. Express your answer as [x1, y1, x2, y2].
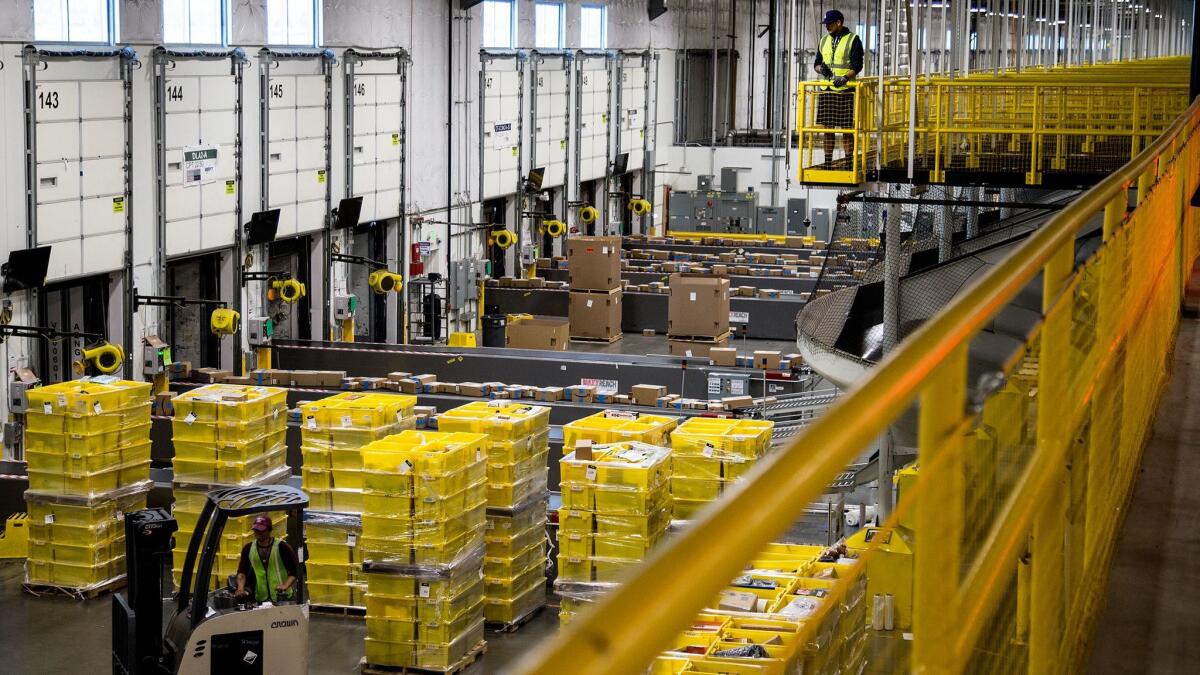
[22, 574, 127, 600]
[359, 640, 487, 675]
[665, 330, 732, 344]
[311, 603, 366, 618]
[570, 333, 623, 344]
[485, 604, 544, 633]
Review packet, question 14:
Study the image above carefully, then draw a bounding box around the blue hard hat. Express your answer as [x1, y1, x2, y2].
[822, 10, 845, 24]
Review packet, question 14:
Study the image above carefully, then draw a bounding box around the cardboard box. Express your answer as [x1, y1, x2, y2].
[458, 382, 485, 397]
[754, 350, 782, 369]
[507, 316, 570, 351]
[291, 370, 346, 387]
[709, 347, 738, 367]
[642, 328, 656, 337]
[535, 386, 564, 402]
[711, 264, 728, 277]
[667, 334, 729, 358]
[567, 236, 623, 291]
[153, 392, 173, 416]
[631, 384, 668, 407]
[722, 395, 755, 410]
[568, 385, 596, 403]
[668, 273, 729, 338]
[569, 289, 623, 340]
[573, 439, 594, 461]
[397, 379, 421, 394]
[720, 586, 758, 612]
[223, 376, 253, 385]
[193, 367, 232, 384]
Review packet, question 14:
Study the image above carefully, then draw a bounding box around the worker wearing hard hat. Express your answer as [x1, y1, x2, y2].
[813, 10, 864, 167]
[234, 516, 299, 604]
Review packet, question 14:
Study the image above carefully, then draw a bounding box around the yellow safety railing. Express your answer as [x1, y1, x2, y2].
[516, 93, 1200, 674]
[798, 58, 1192, 186]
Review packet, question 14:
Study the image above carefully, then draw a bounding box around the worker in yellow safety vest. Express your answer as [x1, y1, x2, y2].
[812, 10, 865, 167]
[234, 515, 299, 603]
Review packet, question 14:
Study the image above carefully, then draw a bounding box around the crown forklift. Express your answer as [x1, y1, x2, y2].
[113, 485, 310, 674]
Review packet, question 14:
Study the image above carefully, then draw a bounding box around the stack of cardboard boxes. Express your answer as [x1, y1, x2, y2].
[667, 273, 731, 357]
[359, 430, 490, 671]
[23, 378, 154, 591]
[567, 236, 623, 342]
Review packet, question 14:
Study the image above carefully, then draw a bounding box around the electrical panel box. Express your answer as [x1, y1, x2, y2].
[757, 206, 786, 236]
[9, 380, 39, 414]
[811, 208, 833, 242]
[787, 198, 808, 235]
[720, 168, 739, 192]
[246, 316, 273, 347]
[519, 245, 538, 267]
[141, 345, 165, 377]
[705, 371, 753, 401]
[450, 259, 482, 312]
[696, 174, 714, 190]
[331, 294, 356, 321]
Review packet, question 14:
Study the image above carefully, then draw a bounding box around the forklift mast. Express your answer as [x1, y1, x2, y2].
[113, 508, 178, 675]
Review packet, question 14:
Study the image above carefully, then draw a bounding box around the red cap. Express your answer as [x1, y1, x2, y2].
[251, 516, 273, 532]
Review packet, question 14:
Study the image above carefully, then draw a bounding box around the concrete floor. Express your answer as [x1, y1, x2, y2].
[0, 558, 559, 673]
[1087, 317, 1200, 673]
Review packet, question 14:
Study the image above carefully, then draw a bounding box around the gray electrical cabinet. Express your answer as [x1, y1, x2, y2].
[787, 198, 808, 234]
[811, 207, 833, 242]
[757, 206, 786, 235]
[720, 168, 739, 192]
[697, 175, 714, 190]
[450, 259, 482, 315]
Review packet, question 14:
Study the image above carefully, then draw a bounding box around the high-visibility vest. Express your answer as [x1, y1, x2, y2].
[249, 538, 293, 603]
[820, 32, 859, 91]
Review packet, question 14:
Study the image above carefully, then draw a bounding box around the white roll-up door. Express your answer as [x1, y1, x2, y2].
[347, 56, 406, 222]
[575, 55, 610, 183]
[530, 55, 570, 189]
[160, 56, 242, 257]
[480, 54, 524, 200]
[31, 60, 128, 281]
[263, 57, 330, 237]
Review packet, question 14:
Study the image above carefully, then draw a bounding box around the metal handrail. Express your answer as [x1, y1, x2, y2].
[511, 94, 1200, 675]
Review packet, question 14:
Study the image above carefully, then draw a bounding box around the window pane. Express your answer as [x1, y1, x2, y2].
[37, 0, 111, 42]
[34, 0, 67, 42]
[581, 6, 606, 49]
[190, 0, 223, 44]
[267, 0, 288, 44]
[535, 3, 562, 49]
[163, 0, 189, 43]
[67, 0, 110, 42]
[288, 0, 315, 46]
[482, 1, 513, 49]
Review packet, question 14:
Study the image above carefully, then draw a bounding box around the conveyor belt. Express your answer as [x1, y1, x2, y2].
[486, 287, 803, 340]
[535, 267, 817, 296]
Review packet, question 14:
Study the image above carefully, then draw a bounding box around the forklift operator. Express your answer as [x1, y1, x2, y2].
[234, 516, 299, 603]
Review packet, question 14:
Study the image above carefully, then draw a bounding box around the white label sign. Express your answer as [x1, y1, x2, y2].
[627, 108, 642, 129]
[581, 378, 618, 395]
[729, 311, 750, 324]
[182, 145, 219, 186]
[491, 121, 515, 149]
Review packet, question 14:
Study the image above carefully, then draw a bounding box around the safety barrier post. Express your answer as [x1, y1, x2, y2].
[911, 344, 967, 674]
[1028, 239, 1075, 672]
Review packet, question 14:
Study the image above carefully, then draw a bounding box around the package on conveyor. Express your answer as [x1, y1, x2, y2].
[23, 480, 152, 590]
[435, 401, 551, 509]
[668, 418, 774, 520]
[482, 493, 548, 626]
[23, 378, 154, 497]
[359, 430, 490, 670]
[170, 384, 288, 485]
[304, 510, 366, 608]
[561, 410, 679, 448]
[299, 392, 418, 513]
[556, 440, 672, 620]
[169, 465, 293, 588]
[653, 541, 867, 675]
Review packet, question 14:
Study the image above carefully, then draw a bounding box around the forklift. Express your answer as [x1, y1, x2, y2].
[113, 485, 310, 674]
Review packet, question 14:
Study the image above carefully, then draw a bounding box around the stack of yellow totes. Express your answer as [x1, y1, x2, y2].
[436, 401, 550, 509]
[23, 378, 153, 590]
[653, 542, 867, 675]
[299, 392, 418, 514]
[562, 410, 679, 447]
[360, 430, 489, 670]
[437, 402, 550, 627]
[555, 441, 672, 624]
[669, 418, 774, 520]
[304, 511, 366, 607]
[169, 384, 289, 587]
